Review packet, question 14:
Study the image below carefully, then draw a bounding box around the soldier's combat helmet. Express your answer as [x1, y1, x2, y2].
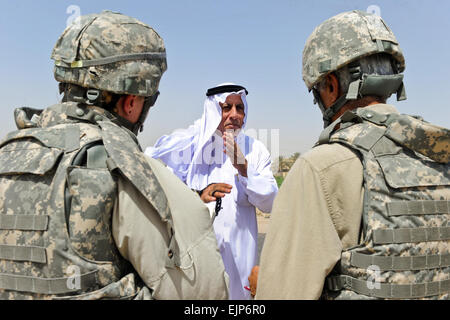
[302, 10, 407, 127]
[51, 10, 167, 133]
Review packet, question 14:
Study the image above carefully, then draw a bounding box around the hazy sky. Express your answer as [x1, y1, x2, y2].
[1, 0, 449, 156]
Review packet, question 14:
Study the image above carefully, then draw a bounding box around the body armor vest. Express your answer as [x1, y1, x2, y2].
[0, 102, 158, 299]
[319, 107, 450, 299]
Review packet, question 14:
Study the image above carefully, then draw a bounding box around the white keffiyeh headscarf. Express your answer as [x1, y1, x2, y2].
[145, 83, 249, 190]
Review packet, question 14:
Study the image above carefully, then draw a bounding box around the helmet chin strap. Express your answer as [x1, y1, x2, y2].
[112, 92, 159, 135]
[115, 115, 140, 135]
[135, 91, 159, 134]
[312, 87, 349, 128]
[312, 72, 406, 128]
[61, 83, 159, 135]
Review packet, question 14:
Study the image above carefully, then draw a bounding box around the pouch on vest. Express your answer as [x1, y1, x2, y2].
[0, 128, 66, 175]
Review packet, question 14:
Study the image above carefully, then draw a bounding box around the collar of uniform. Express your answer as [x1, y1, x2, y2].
[38, 102, 119, 129]
[37, 103, 76, 128]
[65, 103, 118, 124]
[359, 103, 399, 116]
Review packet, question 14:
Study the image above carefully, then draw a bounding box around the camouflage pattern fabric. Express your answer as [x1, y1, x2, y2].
[302, 10, 405, 90]
[51, 11, 167, 97]
[384, 113, 450, 164]
[0, 102, 158, 299]
[98, 120, 180, 268]
[318, 108, 450, 300]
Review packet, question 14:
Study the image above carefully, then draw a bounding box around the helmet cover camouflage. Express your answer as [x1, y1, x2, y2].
[302, 10, 405, 90]
[51, 10, 167, 96]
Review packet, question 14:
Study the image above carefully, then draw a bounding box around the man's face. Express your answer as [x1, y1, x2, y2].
[218, 94, 245, 133]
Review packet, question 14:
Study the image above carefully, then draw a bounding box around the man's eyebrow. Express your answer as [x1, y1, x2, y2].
[221, 102, 244, 108]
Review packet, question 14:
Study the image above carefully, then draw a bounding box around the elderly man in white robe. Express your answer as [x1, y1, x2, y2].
[145, 83, 278, 300]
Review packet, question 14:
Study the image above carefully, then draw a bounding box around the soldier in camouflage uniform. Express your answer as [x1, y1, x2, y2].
[254, 10, 449, 299]
[0, 11, 228, 299]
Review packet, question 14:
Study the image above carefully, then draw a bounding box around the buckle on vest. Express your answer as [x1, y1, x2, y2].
[326, 277, 342, 291]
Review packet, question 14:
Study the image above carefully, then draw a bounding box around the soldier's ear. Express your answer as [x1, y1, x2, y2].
[122, 95, 136, 115]
[324, 74, 340, 106]
[319, 74, 340, 108]
[328, 74, 339, 95]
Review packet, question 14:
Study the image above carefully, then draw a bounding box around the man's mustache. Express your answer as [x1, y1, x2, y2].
[225, 121, 242, 127]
